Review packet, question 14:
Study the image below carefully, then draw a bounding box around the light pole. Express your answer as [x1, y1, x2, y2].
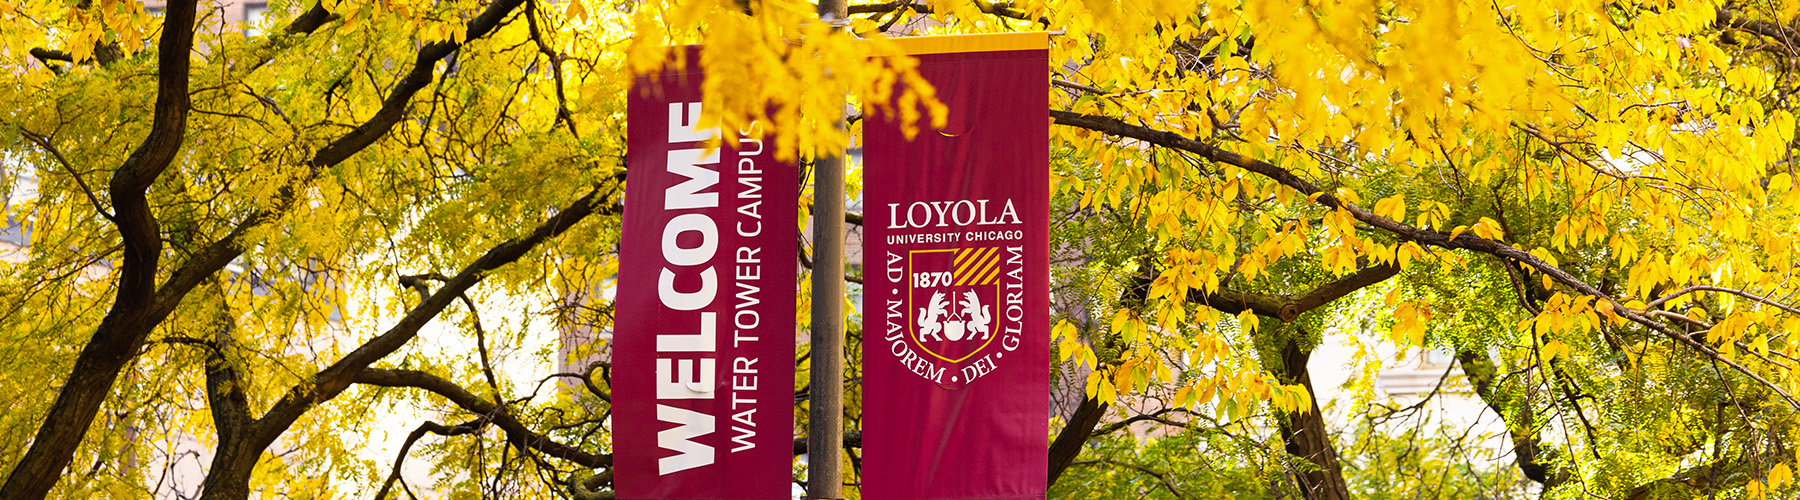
[807, 0, 848, 499]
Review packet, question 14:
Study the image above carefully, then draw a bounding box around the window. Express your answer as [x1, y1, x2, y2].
[243, 3, 269, 35]
[1423, 347, 1455, 367]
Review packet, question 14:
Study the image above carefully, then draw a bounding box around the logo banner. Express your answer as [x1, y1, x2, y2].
[616, 46, 797, 500]
[862, 33, 1050, 500]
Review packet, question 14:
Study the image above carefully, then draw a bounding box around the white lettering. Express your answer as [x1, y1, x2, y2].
[884, 199, 1021, 229]
[730, 425, 757, 452]
[664, 149, 720, 210]
[658, 267, 716, 311]
[656, 405, 715, 473]
[656, 358, 716, 398]
[663, 213, 718, 266]
[668, 102, 714, 143]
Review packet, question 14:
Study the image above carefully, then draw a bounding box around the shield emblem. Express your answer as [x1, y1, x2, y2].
[908, 247, 1003, 362]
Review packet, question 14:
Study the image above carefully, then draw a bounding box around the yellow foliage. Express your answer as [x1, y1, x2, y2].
[12, 0, 1800, 496]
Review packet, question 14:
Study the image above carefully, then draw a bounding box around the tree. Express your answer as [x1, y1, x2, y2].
[4, 0, 1800, 499]
[1024, 0, 1800, 498]
[2, 0, 622, 497]
[860, 0, 1800, 498]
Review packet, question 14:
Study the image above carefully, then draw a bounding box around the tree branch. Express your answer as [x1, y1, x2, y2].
[524, 0, 578, 137]
[9, 1, 549, 496]
[282, 2, 338, 37]
[570, 468, 616, 500]
[1646, 285, 1800, 316]
[187, 180, 613, 498]
[203, 283, 252, 446]
[1048, 264, 1163, 486]
[1715, 7, 1800, 50]
[27, 48, 72, 63]
[247, 184, 616, 458]
[17, 129, 113, 221]
[1047, 395, 1109, 486]
[1274, 331, 1349, 500]
[847, 0, 1049, 27]
[313, 0, 525, 166]
[1456, 348, 1562, 486]
[153, 0, 523, 323]
[0, 2, 199, 496]
[397, 274, 508, 406]
[1187, 263, 1399, 323]
[1625, 457, 1746, 500]
[26, 48, 70, 75]
[580, 361, 611, 403]
[1092, 408, 1195, 436]
[1050, 109, 1800, 410]
[1068, 459, 1192, 499]
[354, 369, 611, 468]
[373, 420, 483, 500]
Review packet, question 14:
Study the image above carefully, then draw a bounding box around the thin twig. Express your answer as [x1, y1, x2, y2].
[374, 420, 483, 500]
[1647, 285, 1800, 316]
[19, 129, 115, 221]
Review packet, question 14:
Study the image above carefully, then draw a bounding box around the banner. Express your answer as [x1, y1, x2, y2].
[862, 33, 1051, 500]
[615, 46, 797, 500]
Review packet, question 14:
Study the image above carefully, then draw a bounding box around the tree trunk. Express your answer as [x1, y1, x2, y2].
[199, 310, 258, 500]
[1276, 337, 1350, 500]
[191, 185, 612, 497]
[0, 2, 198, 497]
[197, 441, 260, 500]
[1456, 349, 1564, 486]
[1046, 395, 1108, 486]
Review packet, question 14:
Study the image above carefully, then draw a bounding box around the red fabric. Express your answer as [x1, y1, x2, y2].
[862, 47, 1050, 500]
[616, 46, 798, 500]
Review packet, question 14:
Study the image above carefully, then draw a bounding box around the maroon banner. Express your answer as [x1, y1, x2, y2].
[862, 34, 1050, 500]
[616, 46, 796, 500]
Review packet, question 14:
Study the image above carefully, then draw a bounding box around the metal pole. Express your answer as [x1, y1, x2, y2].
[807, 0, 847, 498]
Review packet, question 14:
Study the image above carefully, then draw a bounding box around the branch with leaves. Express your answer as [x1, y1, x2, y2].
[1049, 110, 1800, 410]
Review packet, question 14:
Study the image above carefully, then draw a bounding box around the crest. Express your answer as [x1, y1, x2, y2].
[907, 247, 1002, 365]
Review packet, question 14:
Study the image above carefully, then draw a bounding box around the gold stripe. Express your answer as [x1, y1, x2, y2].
[951, 248, 974, 277]
[878, 32, 1050, 56]
[971, 250, 1004, 285]
[950, 246, 993, 285]
[951, 249, 972, 285]
[963, 248, 1003, 286]
[954, 247, 978, 268]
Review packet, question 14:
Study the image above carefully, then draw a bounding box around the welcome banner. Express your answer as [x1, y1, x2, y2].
[862, 33, 1051, 500]
[615, 46, 797, 500]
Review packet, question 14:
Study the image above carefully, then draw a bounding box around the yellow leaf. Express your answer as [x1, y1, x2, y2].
[1113, 363, 1134, 391]
[566, 0, 589, 21]
[1398, 241, 1426, 269]
[1544, 340, 1569, 361]
[1472, 217, 1505, 240]
[1393, 303, 1428, 347]
[1374, 194, 1407, 221]
[1239, 309, 1259, 335]
[1449, 225, 1470, 241]
[1772, 173, 1794, 192]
